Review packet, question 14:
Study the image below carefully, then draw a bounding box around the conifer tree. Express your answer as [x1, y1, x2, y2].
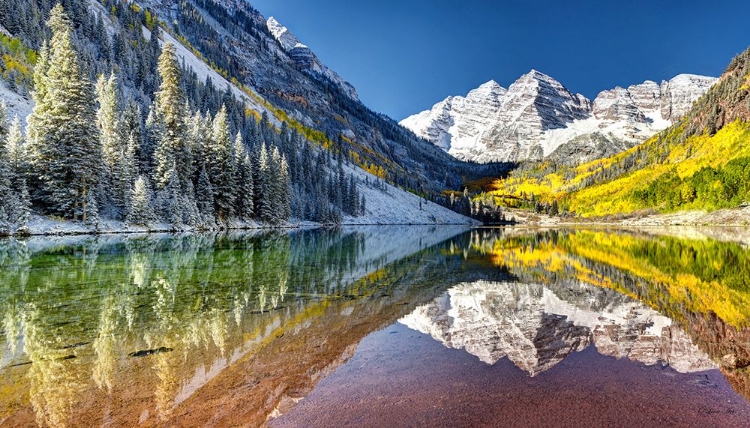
[208, 105, 235, 220]
[143, 106, 161, 176]
[161, 165, 183, 226]
[127, 176, 156, 225]
[5, 116, 30, 228]
[6, 116, 25, 175]
[257, 143, 274, 223]
[0, 103, 12, 227]
[195, 165, 215, 224]
[26, 5, 101, 221]
[96, 73, 123, 173]
[238, 153, 254, 220]
[233, 132, 254, 220]
[278, 154, 291, 221]
[153, 42, 190, 189]
[96, 72, 131, 215]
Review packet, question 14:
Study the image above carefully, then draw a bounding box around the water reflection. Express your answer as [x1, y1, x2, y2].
[0, 227, 749, 426]
[400, 280, 714, 376]
[0, 227, 471, 427]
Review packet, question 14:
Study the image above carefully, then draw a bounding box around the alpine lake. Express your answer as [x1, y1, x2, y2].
[1, 226, 749, 427]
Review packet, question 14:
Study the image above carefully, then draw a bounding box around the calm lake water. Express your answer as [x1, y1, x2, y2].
[0, 227, 749, 427]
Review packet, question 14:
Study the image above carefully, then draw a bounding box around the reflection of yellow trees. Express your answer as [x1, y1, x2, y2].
[2, 301, 21, 356]
[153, 348, 179, 422]
[479, 230, 750, 329]
[92, 295, 119, 392]
[24, 304, 87, 428]
[562, 232, 750, 328]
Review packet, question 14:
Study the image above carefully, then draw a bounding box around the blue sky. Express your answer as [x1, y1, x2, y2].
[250, 0, 750, 120]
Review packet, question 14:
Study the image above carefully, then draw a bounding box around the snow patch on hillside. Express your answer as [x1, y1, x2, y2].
[342, 163, 477, 225]
[0, 80, 32, 126]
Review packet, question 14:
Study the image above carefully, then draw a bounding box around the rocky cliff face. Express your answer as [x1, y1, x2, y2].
[266, 17, 359, 101]
[400, 280, 715, 376]
[401, 71, 717, 164]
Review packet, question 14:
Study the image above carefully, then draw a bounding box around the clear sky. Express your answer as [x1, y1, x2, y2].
[250, 0, 750, 121]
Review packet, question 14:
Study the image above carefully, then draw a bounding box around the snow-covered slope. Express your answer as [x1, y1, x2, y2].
[401, 71, 717, 164]
[266, 17, 359, 102]
[0, 80, 32, 126]
[400, 280, 715, 375]
[342, 162, 477, 225]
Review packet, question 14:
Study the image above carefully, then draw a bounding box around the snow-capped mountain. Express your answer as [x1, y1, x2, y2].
[266, 17, 359, 101]
[400, 281, 715, 376]
[400, 71, 717, 164]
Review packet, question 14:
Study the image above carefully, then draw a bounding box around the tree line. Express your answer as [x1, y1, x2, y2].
[0, 4, 365, 233]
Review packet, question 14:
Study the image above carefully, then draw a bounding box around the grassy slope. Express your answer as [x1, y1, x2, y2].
[486, 47, 750, 218]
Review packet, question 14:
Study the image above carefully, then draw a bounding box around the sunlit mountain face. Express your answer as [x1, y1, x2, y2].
[1, 227, 749, 427]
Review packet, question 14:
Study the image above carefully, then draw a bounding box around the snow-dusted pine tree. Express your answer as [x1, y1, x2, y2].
[127, 176, 156, 226]
[26, 5, 101, 221]
[6, 116, 25, 174]
[278, 154, 291, 222]
[153, 43, 190, 190]
[237, 153, 254, 220]
[162, 165, 183, 227]
[143, 105, 161, 176]
[96, 72, 130, 214]
[195, 165, 215, 225]
[0, 103, 12, 228]
[257, 143, 274, 224]
[5, 116, 30, 229]
[208, 105, 235, 221]
[232, 133, 254, 220]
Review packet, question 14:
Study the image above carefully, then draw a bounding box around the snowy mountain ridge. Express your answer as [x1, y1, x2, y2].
[266, 16, 359, 102]
[400, 71, 717, 164]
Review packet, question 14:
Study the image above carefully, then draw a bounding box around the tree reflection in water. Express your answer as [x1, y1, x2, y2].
[0, 227, 748, 427]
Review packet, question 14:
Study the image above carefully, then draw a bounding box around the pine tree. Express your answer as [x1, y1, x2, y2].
[195, 165, 215, 224]
[238, 153, 254, 220]
[127, 176, 156, 226]
[143, 105, 161, 176]
[153, 42, 190, 190]
[26, 5, 101, 221]
[208, 105, 235, 221]
[96, 73, 123, 174]
[233, 132, 254, 220]
[26, 41, 50, 149]
[6, 116, 25, 175]
[269, 146, 285, 224]
[5, 116, 30, 228]
[257, 143, 274, 223]
[160, 165, 183, 227]
[188, 110, 209, 175]
[96, 72, 131, 215]
[278, 154, 291, 222]
[0, 103, 12, 228]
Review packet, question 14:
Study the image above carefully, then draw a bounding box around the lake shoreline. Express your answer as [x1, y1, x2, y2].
[0, 214, 477, 238]
[505, 206, 750, 227]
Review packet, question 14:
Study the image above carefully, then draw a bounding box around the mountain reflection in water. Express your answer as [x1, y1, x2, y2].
[0, 227, 748, 427]
[401, 280, 714, 376]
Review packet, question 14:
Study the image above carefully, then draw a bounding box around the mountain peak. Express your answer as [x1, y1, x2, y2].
[466, 80, 507, 102]
[266, 16, 300, 52]
[401, 69, 716, 164]
[478, 79, 502, 90]
[520, 69, 556, 83]
[266, 16, 359, 101]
